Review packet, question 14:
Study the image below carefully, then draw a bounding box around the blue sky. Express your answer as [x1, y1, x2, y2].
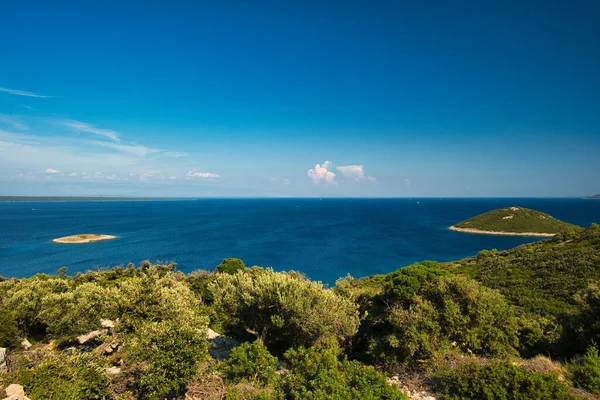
[0, 0, 598, 197]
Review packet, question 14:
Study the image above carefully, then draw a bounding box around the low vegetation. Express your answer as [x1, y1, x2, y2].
[0, 226, 599, 399]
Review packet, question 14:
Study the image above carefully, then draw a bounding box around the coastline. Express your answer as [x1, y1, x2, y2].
[52, 234, 117, 244]
[448, 225, 556, 237]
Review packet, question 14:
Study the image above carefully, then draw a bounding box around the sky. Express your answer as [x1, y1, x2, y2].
[0, 0, 599, 197]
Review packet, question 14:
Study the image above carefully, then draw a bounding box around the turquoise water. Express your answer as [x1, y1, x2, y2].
[1, 198, 598, 283]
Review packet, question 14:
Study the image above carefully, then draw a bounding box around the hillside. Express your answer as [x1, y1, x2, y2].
[585, 194, 600, 199]
[450, 206, 578, 236]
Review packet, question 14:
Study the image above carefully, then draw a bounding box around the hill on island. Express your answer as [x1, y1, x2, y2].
[585, 194, 600, 199]
[450, 206, 578, 236]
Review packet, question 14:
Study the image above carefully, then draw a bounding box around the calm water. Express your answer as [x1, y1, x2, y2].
[1, 198, 599, 284]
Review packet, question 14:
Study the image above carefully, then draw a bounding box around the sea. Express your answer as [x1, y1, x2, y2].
[1, 198, 599, 284]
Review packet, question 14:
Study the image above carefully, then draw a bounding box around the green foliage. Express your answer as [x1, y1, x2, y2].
[222, 341, 279, 386]
[217, 258, 246, 274]
[567, 284, 600, 354]
[126, 319, 208, 399]
[354, 263, 519, 367]
[16, 353, 112, 400]
[187, 269, 215, 303]
[0, 308, 21, 349]
[568, 343, 600, 394]
[210, 267, 359, 353]
[0, 275, 70, 335]
[454, 207, 579, 234]
[435, 361, 577, 400]
[281, 344, 407, 400]
[38, 282, 118, 336]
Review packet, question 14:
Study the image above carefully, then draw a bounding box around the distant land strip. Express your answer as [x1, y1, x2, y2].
[448, 225, 556, 237]
[0, 196, 191, 202]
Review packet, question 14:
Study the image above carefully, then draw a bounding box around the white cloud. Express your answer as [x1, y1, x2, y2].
[308, 161, 336, 185]
[68, 172, 78, 176]
[44, 168, 60, 174]
[282, 178, 291, 185]
[0, 87, 50, 98]
[186, 169, 220, 179]
[58, 119, 120, 142]
[404, 178, 411, 187]
[336, 164, 376, 182]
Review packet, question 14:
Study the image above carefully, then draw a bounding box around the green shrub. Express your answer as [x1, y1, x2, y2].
[0, 308, 21, 349]
[435, 361, 577, 400]
[126, 319, 208, 399]
[1, 275, 70, 335]
[16, 353, 112, 400]
[364, 273, 519, 367]
[221, 341, 279, 386]
[216, 258, 246, 275]
[210, 267, 359, 354]
[569, 343, 600, 394]
[282, 344, 407, 400]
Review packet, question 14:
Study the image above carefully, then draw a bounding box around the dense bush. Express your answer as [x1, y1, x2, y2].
[435, 361, 577, 400]
[0, 275, 70, 335]
[282, 344, 407, 400]
[216, 258, 246, 274]
[0, 308, 21, 349]
[221, 340, 279, 386]
[16, 353, 112, 400]
[210, 267, 360, 353]
[125, 319, 208, 399]
[355, 264, 519, 367]
[568, 343, 600, 395]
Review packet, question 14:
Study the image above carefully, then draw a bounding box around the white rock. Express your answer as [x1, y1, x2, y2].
[100, 319, 115, 329]
[77, 330, 103, 345]
[21, 339, 32, 350]
[5, 384, 25, 397]
[0, 348, 6, 371]
[105, 366, 121, 375]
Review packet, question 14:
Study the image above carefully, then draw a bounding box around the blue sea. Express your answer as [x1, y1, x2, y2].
[1, 198, 599, 284]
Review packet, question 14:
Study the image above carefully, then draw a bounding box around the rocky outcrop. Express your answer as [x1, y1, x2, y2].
[206, 328, 239, 361]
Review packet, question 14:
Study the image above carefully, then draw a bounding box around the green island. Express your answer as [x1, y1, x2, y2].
[2, 226, 600, 399]
[449, 206, 578, 236]
[585, 194, 600, 199]
[52, 234, 117, 244]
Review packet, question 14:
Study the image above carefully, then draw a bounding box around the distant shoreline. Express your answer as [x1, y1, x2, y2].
[52, 234, 117, 244]
[448, 226, 556, 237]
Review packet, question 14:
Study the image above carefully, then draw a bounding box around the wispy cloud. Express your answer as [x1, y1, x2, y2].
[308, 161, 337, 185]
[44, 168, 60, 174]
[186, 169, 220, 179]
[0, 87, 50, 98]
[58, 119, 120, 142]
